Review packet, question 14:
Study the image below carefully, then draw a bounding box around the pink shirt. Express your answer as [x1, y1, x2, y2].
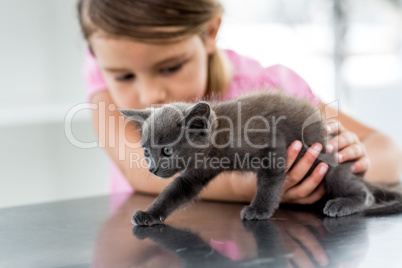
[82, 48, 320, 195]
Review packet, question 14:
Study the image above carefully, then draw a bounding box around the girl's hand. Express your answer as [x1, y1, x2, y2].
[325, 119, 371, 175]
[281, 141, 328, 204]
[280, 120, 370, 204]
[273, 210, 329, 267]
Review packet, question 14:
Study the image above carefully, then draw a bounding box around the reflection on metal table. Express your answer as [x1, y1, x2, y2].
[1, 193, 402, 267]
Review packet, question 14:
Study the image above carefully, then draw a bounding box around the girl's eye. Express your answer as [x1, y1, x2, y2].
[116, 73, 135, 82]
[144, 147, 150, 157]
[162, 147, 173, 156]
[160, 63, 183, 75]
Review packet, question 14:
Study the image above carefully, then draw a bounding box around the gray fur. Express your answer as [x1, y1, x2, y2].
[119, 89, 402, 226]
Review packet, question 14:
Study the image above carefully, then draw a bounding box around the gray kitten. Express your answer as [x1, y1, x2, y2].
[119, 90, 402, 226]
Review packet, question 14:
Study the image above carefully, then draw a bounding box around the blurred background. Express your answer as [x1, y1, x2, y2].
[1, 0, 401, 208]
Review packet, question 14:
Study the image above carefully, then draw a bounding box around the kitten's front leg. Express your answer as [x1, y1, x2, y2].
[132, 225, 231, 264]
[132, 170, 217, 226]
[241, 169, 286, 220]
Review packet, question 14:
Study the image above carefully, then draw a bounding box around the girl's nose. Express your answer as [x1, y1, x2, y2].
[139, 80, 167, 106]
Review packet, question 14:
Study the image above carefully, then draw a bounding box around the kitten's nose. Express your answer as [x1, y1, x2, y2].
[149, 166, 158, 174]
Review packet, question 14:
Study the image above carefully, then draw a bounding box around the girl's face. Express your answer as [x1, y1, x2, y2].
[90, 34, 212, 109]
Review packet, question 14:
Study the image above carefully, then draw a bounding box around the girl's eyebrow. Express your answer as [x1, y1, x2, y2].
[103, 53, 188, 73]
[153, 53, 187, 68]
[103, 67, 131, 73]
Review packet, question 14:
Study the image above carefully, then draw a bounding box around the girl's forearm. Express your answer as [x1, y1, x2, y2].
[362, 132, 402, 184]
[198, 171, 255, 202]
[89, 90, 170, 195]
[128, 169, 253, 203]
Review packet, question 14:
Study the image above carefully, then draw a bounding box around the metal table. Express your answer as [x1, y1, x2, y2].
[1, 193, 401, 267]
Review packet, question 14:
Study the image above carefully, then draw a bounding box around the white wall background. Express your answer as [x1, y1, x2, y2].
[1, 0, 401, 208]
[0, 0, 109, 208]
[218, 0, 402, 144]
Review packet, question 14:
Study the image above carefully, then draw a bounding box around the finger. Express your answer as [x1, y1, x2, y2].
[286, 182, 326, 205]
[279, 231, 303, 263]
[283, 143, 323, 189]
[291, 241, 314, 268]
[283, 163, 328, 201]
[285, 140, 303, 173]
[279, 227, 314, 268]
[290, 210, 327, 236]
[326, 131, 359, 154]
[351, 157, 371, 173]
[336, 143, 365, 163]
[324, 119, 345, 135]
[286, 260, 294, 268]
[288, 227, 329, 267]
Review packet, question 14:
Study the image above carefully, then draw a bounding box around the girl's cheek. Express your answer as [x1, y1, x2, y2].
[109, 83, 141, 108]
[173, 66, 206, 100]
[185, 58, 207, 87]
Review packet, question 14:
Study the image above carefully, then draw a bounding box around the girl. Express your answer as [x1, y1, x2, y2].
[77, 0, 402, 206]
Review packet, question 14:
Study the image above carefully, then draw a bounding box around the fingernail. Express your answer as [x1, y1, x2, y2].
[293, 141, 302, 151]
[319, 164, 328, 175]
[318, 254, 329, 266]
[326, 124, 332, 133]
[313, 143, 322, 152]
[326, 144, 333, 153]
[336, 153, 343, 163]
[351, 165, 355, 173]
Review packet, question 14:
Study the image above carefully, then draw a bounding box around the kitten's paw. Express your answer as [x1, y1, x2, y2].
[323, 215, 360, 233]
[131, 210, 165, 226]
[323, 199, 358, 217]
[132, 225, 166, 240]
[241, 206, 273, 220]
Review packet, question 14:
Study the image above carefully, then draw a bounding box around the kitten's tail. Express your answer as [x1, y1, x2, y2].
[363, 183, 402, 216]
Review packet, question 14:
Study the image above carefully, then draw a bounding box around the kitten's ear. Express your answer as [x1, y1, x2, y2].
[118, 109, 151, 125]
[177, 102, 210, 129]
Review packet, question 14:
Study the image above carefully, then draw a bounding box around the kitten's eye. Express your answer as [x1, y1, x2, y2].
[160, 63, 183, 75]
[116, 73, 135, 82]
[162, 147, 173, 156]
[143, 147, 150, 157]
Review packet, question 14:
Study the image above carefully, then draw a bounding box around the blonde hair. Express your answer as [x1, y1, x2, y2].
[77, 0, 226, 100]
